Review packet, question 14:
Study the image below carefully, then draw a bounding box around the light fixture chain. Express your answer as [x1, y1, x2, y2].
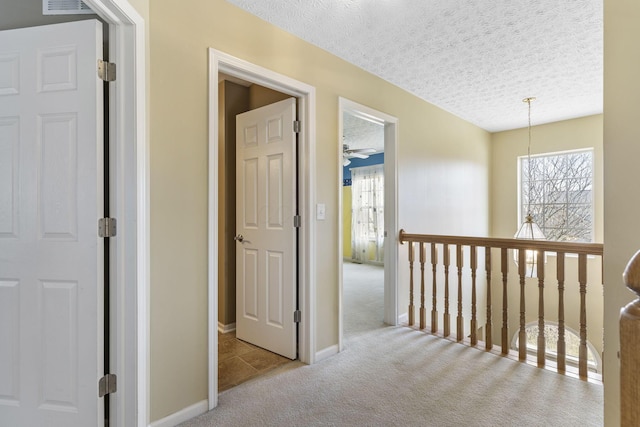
[527, 98, 532, 218]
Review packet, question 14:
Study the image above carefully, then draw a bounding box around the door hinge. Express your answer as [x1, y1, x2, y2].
[293, 215, 301, 228]
[98, 217, 117, 238]
[98, 374, 117, 397]
[98, 59, 116, 82]
[294, 310, 302, 323]
[293, 120, 301, 133]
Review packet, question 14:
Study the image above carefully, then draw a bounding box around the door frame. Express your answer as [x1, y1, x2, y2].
[208, 48, 317, 410]
[77, 1, 147, 426]
[338, 98, 398, 351]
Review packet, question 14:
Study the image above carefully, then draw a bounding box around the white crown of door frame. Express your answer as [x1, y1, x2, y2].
[338, 97, 399, 352]
[208, 48, 317, 410]
[77, 1, 148, 426]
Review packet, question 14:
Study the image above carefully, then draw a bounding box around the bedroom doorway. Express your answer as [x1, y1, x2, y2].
[338, 98, 398, 351]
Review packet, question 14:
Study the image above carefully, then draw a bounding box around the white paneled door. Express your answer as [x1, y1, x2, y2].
[236, 98, 297, 360]
[0, 20, 104, 427]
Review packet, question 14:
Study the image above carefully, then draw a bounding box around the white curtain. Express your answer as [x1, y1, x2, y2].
[351, 164, 384, 264]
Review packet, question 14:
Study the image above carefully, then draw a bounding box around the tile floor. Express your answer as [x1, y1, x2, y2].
[218, 331, 293, 392]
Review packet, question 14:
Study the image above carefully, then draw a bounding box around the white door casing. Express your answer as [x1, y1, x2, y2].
[0, 20, 104, 427]
[209, 48, 317, 411]
[235, 98, 297, 360]
[337, 98, 399, 352]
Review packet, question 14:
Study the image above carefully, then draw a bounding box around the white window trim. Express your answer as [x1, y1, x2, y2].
[510, 321, 602, 373]
[517, 147, 595, 245]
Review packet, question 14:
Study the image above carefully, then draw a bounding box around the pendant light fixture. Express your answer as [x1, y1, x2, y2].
[514, 97, 546, 278]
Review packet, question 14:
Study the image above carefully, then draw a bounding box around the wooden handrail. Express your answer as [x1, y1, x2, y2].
[399, 229, 604, 382]
[399, 229, 604, 256]
[620, 250, 640, 425]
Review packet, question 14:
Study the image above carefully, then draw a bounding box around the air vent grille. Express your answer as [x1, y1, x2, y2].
[43, 0, 93, 15]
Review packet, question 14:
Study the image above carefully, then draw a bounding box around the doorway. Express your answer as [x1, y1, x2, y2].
[341, 109, 385, 339]
[208, 49, 317, 410]
[0, 1, 147, 425]
[338, 98, 398, 352]
[217, 78, 297, 390]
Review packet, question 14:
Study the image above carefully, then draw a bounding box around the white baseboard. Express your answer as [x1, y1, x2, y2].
[148, 399, 208, 427]
[398, 312, 408, 324]
[315, 344, 338, 362]
[217, 321, 236, 333]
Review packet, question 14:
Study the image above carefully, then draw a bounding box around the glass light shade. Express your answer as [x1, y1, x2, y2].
[514, 214, 546, 278]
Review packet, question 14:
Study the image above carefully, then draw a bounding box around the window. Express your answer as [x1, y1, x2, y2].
[351, 164, 384, 263]
[519, 149, 594, 242]
[512, 322, 601, 373]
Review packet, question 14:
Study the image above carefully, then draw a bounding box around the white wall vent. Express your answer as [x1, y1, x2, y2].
[43, 0, 94, 15]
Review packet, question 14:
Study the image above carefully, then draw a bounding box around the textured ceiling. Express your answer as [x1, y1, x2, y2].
[343, 112, 385, 153]
[227, 0, 603, 132]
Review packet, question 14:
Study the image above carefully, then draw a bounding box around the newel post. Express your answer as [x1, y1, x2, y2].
[620, 250, 640, 426]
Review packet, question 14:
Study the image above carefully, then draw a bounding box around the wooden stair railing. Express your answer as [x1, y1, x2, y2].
[399, 229, 604, 381]
[621, 250, 640, 425]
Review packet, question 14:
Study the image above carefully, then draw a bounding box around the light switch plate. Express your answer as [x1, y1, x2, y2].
[316, 203, 326, 220]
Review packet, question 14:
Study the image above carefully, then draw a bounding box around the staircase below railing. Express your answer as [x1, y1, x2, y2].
[399, 229, 604, 381]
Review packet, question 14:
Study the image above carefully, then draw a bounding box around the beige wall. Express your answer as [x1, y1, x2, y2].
[217, 81, 249, 326]
[490, 115, 604, 358]
[149, 0, 490, 421]
[126, 0, 149, 20]
[603, 1, 640, 424]
[396, 128, 491, 323]
[491, 115, 603, 242]
[249, 84, 290, 110]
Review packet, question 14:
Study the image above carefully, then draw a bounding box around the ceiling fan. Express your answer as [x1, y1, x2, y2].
[343, 143, 376, 166]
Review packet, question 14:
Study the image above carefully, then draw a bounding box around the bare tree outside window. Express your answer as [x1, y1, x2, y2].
[520, 150, 593, 242]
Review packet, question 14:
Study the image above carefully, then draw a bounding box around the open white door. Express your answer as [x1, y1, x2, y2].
[0, 20, 104, 427]
[235, 98, 297, 360]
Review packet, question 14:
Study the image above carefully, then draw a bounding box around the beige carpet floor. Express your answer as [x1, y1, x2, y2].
[180, 262, 603, 426]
